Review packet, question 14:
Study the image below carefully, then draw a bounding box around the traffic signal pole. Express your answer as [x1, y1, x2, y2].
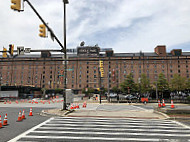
[23, 0, 65, 52]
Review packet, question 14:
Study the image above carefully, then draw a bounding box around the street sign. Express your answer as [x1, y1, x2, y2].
[17, 47, 24, 55]
[25, 48, 31, 53]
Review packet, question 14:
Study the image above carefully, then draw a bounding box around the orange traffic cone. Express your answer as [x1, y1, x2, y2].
[171, 100, 175, 108]
[0, 115, 2, 128]
[70, 104, 74, 109]
[76, 103, 79, 109]
[158, 100, 162, 108]
[74, 104, 76, 109]
[162, 99, 166, 107]
[22, 110, 26, 119]
[17, 111, 22, 122]
[29, 107, 33, 116]
[4, 101, 6, 104]
[3, 113, 8, 126]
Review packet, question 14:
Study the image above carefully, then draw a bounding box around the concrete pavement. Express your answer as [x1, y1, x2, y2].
[42, 103, 167, 119]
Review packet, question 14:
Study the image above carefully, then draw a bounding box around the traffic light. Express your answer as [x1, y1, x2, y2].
[9, 44, 14, 56]
[99, 60, 103, 68]
[100, 68, 104, 77]
[10, 0, 21, 11]
[39, 24, 46, 37]
[2, 47, 7, 58]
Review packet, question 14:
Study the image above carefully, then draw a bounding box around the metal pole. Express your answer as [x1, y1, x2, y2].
[63, 1, 68, 110]
[98, 59, 102, 104]
[107, 57, 110, 100]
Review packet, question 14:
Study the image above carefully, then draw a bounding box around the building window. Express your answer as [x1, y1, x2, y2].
[50, 75, 52, 79]
[162, 65, 164, 68]
[171, 75, 173, 78]
[154, 65, 157, 68]
[178, 70, 180, 73]
[170, 70, 172, 73]
[87, 66, 89, 69]
[170, 65, 172, 68]
[94, 70, 96, 73]
[162, 70, 165, 73]
[87, 71, 89, 73]
[94, 66, 96, 69]
[187, 70, 189, 73]
[178, 65, 180, 68]
[154, 70, 157, 73]
[94, 75, 96, 78]
[94, 85, 96, 88]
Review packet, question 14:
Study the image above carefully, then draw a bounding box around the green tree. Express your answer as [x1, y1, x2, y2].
[170, 74, 186, 93]
[120, 73, 137, 94]
[156, 73, 169, 97]
[82, 87, 94, 97]
[186, 78, 190, 90]
[138, 73, 151, 94]
[41, 88, 46, 98]
[112, 86, 120, 93]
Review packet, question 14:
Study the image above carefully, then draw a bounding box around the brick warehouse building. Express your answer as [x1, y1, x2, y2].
[0, 45, 190, 94]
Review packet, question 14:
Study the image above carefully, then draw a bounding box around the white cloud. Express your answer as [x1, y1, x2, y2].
[0, 0, 190, 53]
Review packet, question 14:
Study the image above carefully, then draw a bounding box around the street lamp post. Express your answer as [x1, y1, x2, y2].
[63, 0, 69, 110]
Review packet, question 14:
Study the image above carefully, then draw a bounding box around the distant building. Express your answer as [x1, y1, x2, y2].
[0, 45, 189, 94]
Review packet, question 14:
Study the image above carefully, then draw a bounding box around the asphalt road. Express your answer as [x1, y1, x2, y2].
[0, 107, 52, 142]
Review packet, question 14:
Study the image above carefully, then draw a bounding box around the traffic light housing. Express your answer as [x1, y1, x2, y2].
[2, 47, 7, 58]
[39, 24, 46, 37]
[11, 0, 21, 11]
[9, 44, 14, 56]
[99, 60, 103, 68]
[100, 68, 104, 77]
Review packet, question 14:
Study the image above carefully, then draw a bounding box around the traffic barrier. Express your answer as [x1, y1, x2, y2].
[16, 100, 18, 104]
[158, 100, 161, 108]
[17, 111, 22, 122]
[171, 100, 175, 108]
[22, 110, 26, 119]
[162, 99, 166, 107]
[3, 113, 8, 126]
[0, 115, 2, 128]
[29, 107, 33, 116]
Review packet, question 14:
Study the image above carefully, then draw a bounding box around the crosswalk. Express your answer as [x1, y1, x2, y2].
[10, 117, 190, 142]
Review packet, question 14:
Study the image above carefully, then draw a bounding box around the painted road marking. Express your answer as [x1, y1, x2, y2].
[8, 117, 54, 142]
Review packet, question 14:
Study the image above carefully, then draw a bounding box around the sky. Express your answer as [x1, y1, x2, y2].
[0, 0, 190, 53]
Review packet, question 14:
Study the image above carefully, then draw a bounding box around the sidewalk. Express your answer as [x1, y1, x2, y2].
[41, 103, 167, 119]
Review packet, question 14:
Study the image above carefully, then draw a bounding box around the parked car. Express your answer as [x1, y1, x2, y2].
[124, 94, 137, 100]
[109, 93, 117, 98]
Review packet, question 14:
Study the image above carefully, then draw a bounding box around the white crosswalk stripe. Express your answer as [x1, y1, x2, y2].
[9, 117, 190, 142]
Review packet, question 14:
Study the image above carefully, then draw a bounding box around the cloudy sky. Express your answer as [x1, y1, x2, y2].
[1, 0, 190, 53]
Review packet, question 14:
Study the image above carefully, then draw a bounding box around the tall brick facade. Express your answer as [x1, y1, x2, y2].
[0, 45, 189, 94]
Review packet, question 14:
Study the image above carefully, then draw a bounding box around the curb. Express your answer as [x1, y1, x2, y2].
[40, 109, 75, 117]
[153, 108, 170, 119]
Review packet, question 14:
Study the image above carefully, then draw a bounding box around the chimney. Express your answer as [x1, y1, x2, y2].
[154, 45, 166, 56]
